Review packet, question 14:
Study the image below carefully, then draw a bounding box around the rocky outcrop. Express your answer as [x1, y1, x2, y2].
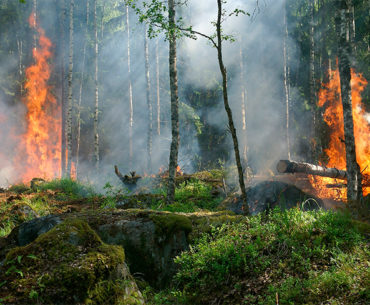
[0, 210, 242, 288]
[0, 218, 144, 305]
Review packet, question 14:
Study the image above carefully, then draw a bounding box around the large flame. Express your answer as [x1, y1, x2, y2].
[16, 13, 61, 182]
[310, 65, 369, 199]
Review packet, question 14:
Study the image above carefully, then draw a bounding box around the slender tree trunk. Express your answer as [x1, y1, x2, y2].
[76, 0, 89, 178]
[283, 1, 291, 160]
[335, 0, 362, 201]
[216, 0, 249, 214]
[239, 40, 248, 163]
[126, 5, 134, 168]
[166, 0, 180, 205]
[309, 0, 317, 161]
[94, 0, 100, 170]
[156, 39, 161, 136]
[17, 37, 23, 96]
[66, 0, 74, 177]
[144, 24, 153, 173]
[33, 0, 37, 51]
[60, 0, 67, 177]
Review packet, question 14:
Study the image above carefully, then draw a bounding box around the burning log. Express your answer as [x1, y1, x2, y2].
[277, 160, 370, 186]
[277, 160, 347, 179]
[114, 165, 141, 186]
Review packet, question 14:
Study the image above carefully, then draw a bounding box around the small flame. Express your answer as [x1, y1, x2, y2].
[177, 165, 183, 176]
[15, 13, 61, 182]
[310, 65, 369, 199]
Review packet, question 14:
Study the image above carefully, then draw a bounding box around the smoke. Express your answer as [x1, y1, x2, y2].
[179, 0, 294, 172]
[0, 0, 302, 188]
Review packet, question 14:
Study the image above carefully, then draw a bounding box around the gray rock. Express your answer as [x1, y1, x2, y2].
[17, 215, 61, 246]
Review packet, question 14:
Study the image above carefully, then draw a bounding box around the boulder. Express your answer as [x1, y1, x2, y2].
[0, 218, 144, 305]
[219, 181, 323, 215]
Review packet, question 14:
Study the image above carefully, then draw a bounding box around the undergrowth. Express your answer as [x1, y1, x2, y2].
[150, 208, 369, 305]
[37, 178, 96, 199]
[151, 180, 222, 213]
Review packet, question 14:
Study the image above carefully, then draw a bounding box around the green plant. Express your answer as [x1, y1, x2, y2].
[173, 208, 368, 304]
[37, 178, 96, 199]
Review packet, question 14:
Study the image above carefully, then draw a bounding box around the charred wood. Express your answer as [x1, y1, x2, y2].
[114, 165, 141, 186]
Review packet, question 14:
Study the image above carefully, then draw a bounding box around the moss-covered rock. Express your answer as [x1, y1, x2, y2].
[1, 209, 243, 291]
[0, 218, 144, 305]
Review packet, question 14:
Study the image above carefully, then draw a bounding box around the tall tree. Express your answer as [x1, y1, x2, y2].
[144, 23, 153, 173]
[93, 0, 100, 170]
[309, 0, 317, 161]
[239, 39, 248, 163]
[155, 39, 161, 136]
[59, 0, 67, 177]
[166, 0, 180, 204]
[76, 0, 89, 178]
[66, 0, 74, 177]
[184, 0, 249, 213]
[283, 0, 291, 160]
[126, 4, 134, 168]
[335, 0, 362, 201]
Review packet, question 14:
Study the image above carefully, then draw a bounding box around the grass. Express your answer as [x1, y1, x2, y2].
[37, 178, 96, 199]
[151, 180, 223, 213]
[150, 208, 369, 305]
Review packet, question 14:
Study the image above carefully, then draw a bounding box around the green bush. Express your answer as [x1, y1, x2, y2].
[172, 208, 368, 304]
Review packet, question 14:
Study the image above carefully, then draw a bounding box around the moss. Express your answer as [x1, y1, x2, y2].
[188, 211, 243, 242]
[0, 218, 143, 305]
[150, 212, 193, 241]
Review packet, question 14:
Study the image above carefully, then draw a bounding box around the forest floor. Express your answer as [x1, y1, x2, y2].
[0, 174, 369, 305]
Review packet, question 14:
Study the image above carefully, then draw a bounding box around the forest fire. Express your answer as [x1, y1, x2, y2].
[309, 67, 369, 200]
[16, 13, 61, 183]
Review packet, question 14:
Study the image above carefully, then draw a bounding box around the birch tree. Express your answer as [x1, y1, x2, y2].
[144, 23, 153, 173]
[66, 0, 74, 177]
[283, 0, 291, 160]
[76, 0, 89, 178]
[93, 0, 100, 170]
[155, 39, 161, 136]
[125, 0, 181, 204]
[126, 4, 134, 168]
[238, 40, 248, 163]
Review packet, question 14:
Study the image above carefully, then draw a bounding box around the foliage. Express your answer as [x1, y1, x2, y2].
[37, 178, 96, 199]
[169, 208, 369, 304]
[151, 179, 223, 213]
[8, 183, 31, 194]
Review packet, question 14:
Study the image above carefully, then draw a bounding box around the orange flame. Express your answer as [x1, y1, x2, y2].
[310, 65, 369, 199]
[16, 13, 61, 182]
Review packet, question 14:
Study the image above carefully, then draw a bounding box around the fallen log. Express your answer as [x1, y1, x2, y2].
[277, 160, 370, 187]
[277, 160, 347, 179]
